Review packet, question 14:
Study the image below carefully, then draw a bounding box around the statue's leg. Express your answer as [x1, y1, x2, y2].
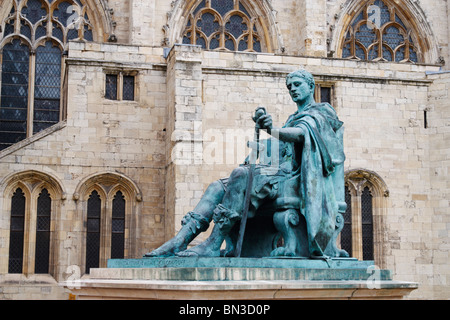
[176, 204, 240, 257]
[144, 180, 225, 257]
[176, 167, 248, 257]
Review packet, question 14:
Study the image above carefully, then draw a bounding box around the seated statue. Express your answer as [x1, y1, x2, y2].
[145, 69, 348, 258]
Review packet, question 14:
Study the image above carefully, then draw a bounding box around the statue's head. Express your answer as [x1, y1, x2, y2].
[286, 69, 315, 105]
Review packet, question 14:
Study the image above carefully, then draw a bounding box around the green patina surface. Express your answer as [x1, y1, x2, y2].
[106, 257, 391, 282]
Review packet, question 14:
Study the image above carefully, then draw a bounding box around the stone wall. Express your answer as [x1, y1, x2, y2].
[0, 0, 448, 300]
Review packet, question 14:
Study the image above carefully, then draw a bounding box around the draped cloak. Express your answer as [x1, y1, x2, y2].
[249, 102, 345, 256]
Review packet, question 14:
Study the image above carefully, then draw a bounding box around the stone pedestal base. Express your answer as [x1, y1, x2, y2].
[63, 258, 418, 300]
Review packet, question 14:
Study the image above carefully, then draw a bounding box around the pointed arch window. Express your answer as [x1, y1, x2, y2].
[340, 0, 420, 63]
[181, 0, 263, 52]
[342, 169, 389, 263]
[8, 188, 26, 274]
[361, 187, 374, 261]
[85, 190, 101, 274]
[111, 191, 125, 259]
[35, 188, 52, 274]
[3, 171, 63, 275]
[83, 188, 129, 273]
[0, 0, 94, 150]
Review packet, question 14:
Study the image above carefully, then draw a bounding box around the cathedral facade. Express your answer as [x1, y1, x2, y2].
[0, 0, 448, 299]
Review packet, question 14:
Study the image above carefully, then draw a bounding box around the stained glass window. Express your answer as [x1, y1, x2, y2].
[34, 41, 62, 134]
[8, 188, 26, 274]
[0, 39, 30, 150]
[341, 0, 420, 63]
[111, 191, 125, 259]
[0, 0, 94, 150]
[35, 188, 51, 274]
[361, 187, 374, 260]
[182, 0, 263, 52]
[86, 190, 101, 274]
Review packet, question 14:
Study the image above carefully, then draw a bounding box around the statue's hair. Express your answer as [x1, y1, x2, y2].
[286, 69, 315, 90]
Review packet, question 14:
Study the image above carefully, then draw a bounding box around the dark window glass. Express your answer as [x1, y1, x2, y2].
[86, 190, 101, 274]
[105, 74, 117, 100]
[0, 39, 30, 150]
[122, 76, 135, 101]
[226, 15, 247, 39]
[53, 1, 76, 27]
[361, 187, 374, 260]
[8, 188, 26, 274]
[197, 12, 219, 37]
[35, 189, 51, 274]
[183, 0, 262, 53]
[341, 186, 352, 256]
[111, 191, 125, 259]
[21, 0, 47, 25]
[33, 41, 61, 134]
[320, 87, 332, 104]
[211, 0, 234, 16]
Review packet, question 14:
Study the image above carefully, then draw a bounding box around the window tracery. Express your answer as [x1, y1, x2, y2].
[74, 172, 142, 274]
[341, 0, 420, 63]
[181, 0, 263, 52]
[2, 170, 64, 275]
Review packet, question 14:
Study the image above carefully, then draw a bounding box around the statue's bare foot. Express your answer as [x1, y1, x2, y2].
[175, 239, 221, 257]
[144, 236, 187, 257]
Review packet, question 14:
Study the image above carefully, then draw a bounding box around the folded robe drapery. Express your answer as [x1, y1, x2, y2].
[282, 102, 345, 255]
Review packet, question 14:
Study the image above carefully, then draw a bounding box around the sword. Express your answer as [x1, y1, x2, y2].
[234, 107, 266, 257]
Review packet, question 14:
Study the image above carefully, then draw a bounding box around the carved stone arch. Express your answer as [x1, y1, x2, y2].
[1, 169, 66, 200]
[345, 179, 358, 197]
[345, 168, 389, 198]
[80, 0, 116, 42]
[164, 0, 284, 53]
[73, 171, 142, 202]
[0, 0, 116, 44]
[331, 0, 440, 64]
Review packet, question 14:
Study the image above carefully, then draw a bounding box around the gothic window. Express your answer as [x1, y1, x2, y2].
[35, 188, 52, 274]
[343, 169, 388, 263]
[0, 0, 94, 150]
[3, 171, 63, 275]
[8, 188, 26, 274]
[182, 0, 263, 52]
[75, 173, 141, 274]
[0, 39, 30, 150]
[341, 0, 420, 63]
[85, 190, 101, 274]
[361, 187, 374, 260]
[83, 188, 130, 273]
[111, 191, 125, 259]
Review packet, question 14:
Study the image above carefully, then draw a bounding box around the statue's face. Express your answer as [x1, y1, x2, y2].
[286, 76, 313, 105]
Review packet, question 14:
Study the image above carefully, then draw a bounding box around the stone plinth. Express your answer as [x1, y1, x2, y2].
[64, 258, 418, 300]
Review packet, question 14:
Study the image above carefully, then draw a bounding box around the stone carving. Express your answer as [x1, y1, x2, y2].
[146, 69, 348, 258]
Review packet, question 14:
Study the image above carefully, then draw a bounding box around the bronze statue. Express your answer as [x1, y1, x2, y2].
[146, 69, 348, 258]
